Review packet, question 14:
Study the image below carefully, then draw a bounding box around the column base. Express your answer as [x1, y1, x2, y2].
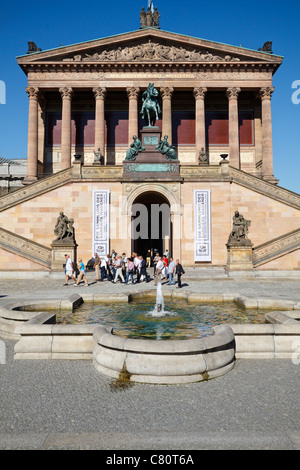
[22, 176, 38, 185]
[262, 175, 279, 185]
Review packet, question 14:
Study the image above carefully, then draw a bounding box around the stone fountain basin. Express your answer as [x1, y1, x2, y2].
[93, 324, 235, 384]
[1, 291, 300, 384]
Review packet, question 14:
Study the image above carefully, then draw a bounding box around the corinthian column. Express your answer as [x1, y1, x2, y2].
[161, 87, 174, 144]
[59, 87, 73, 170]
[193, 87, 207, 157]
[260, 87, 275, 181]
[126, 87, 140, 144]
[25, 87, 39, 182]
[93, 87, 107, 157]
[226, 87, 241, 169]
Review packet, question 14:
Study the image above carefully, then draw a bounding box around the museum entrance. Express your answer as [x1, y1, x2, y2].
[131, 191, 172, 261]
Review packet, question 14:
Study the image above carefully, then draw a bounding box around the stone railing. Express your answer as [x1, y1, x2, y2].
[0, 228, 52, 268]
[0, 168, 72, 212]
[230, 167, 300, 210]
[253, 228, 300, 267]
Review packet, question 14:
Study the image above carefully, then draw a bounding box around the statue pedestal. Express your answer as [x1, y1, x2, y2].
[140, 127, 162, 152]
[123, 127, 181, 180]
[50, 240, 77, 271]
[226, 240, 253, 272]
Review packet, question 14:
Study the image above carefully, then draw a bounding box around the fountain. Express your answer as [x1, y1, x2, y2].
[92, 283, 236, 384]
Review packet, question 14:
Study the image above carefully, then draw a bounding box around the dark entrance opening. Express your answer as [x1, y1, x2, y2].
[131, 191, 171, 259]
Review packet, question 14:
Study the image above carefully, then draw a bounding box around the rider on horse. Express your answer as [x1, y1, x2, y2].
[140, 83, 161, 127]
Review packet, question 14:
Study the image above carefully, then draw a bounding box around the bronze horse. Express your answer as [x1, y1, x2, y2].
[140, 83, 161, 127]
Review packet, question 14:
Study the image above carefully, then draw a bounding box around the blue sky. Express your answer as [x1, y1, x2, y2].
[0, 0, 299, 193]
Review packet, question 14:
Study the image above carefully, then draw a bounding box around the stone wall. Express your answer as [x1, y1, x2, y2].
[0, 178, 299, 270]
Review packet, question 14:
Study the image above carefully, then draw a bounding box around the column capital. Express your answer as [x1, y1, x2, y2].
[259, 86, 274, 101]
[59, 87, 73, 100]
[126, 87, 140, 99]
[25, 87, 39, 100]
[93, 87, 107, 100]
[160, 86, 174, 99]
[226, 87, 241, 100]
[193, 87, 207, 99]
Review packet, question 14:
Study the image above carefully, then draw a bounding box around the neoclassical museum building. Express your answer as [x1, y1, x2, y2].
[0, 8, 299, 273]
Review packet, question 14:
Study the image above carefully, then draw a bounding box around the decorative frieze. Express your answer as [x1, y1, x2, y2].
[64, 41, 242, 63]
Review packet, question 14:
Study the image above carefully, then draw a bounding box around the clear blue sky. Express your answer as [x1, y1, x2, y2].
[0, 0, 299, 193]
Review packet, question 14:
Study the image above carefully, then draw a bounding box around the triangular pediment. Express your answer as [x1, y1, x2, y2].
[17, 28, 283, 68]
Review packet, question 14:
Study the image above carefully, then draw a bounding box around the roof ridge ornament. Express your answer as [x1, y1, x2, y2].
[140, 4, 160, 29]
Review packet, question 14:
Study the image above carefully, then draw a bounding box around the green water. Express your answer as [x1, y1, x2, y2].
[58, 299, 266, 340]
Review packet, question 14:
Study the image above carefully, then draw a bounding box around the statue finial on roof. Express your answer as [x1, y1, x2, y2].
[140, 3, 160, 29]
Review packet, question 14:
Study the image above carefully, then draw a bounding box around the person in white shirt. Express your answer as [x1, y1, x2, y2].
[113, 256, 125, 283]
[64, 254, 77, 285]
[154, 257, 164, 286]
[168, 257, 176, 285]
[100, 256, 111, 281]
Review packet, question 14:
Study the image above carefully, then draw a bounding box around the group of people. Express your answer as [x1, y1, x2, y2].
[63, 250, 185, 288]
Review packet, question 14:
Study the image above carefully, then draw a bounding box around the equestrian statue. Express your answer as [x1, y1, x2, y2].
[140, 83, 161, 127]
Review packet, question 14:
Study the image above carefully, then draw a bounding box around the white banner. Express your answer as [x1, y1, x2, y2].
[92, 190, 110, 257]
[194, 190, 211, 262]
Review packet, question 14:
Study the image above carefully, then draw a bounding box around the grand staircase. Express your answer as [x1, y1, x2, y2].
[252, 228, 300, 267]
[0, 164, 299, 269]
[0, 227, 51, 268]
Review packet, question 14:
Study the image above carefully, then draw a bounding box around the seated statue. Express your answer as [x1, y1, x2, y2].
[228, 211, 251, 243]
[125, 135, 145, 161]
[54, 212, 75, 242]
[156, 135, 177, 161]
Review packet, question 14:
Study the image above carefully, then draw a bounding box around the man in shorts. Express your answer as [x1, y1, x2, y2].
[64, 254, 77, 285]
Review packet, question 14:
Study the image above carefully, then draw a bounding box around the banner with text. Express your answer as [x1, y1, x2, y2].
[194, 190, 211, 262]
[93, 190, 110, 257]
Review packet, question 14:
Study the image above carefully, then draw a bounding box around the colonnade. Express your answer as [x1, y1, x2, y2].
[25, 85, 275, 181]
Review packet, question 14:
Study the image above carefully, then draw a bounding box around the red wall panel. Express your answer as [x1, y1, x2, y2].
[172, 111, 195, 145]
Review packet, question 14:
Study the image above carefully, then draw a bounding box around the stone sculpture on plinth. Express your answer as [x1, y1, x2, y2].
[226, 211, 253, 271]
[51, 212, 77, 271]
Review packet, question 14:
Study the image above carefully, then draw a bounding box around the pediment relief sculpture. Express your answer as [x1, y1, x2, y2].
[61, 40, 242, 63]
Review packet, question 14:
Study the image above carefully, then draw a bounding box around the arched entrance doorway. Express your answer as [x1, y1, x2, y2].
[131, 191, 172, 259]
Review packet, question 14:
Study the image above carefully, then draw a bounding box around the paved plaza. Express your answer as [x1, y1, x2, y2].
[0, 271, 300, 450]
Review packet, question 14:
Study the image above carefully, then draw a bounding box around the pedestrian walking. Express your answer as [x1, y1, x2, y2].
[100, 256, 111, 281]
[64, 254, 77, 285]
[154, 256, 164, 286]
[146, 249, 151, 268]
[175, 259, 185, 288]
[168, 257, 176, 285]
[125, 258, 135, 284]
[74, 258, 88, 286]
[113, 256, 125, 283]
[93, 253, 100, 281]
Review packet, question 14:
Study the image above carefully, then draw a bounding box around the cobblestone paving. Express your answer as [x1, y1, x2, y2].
[0, 273, 300, 450]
